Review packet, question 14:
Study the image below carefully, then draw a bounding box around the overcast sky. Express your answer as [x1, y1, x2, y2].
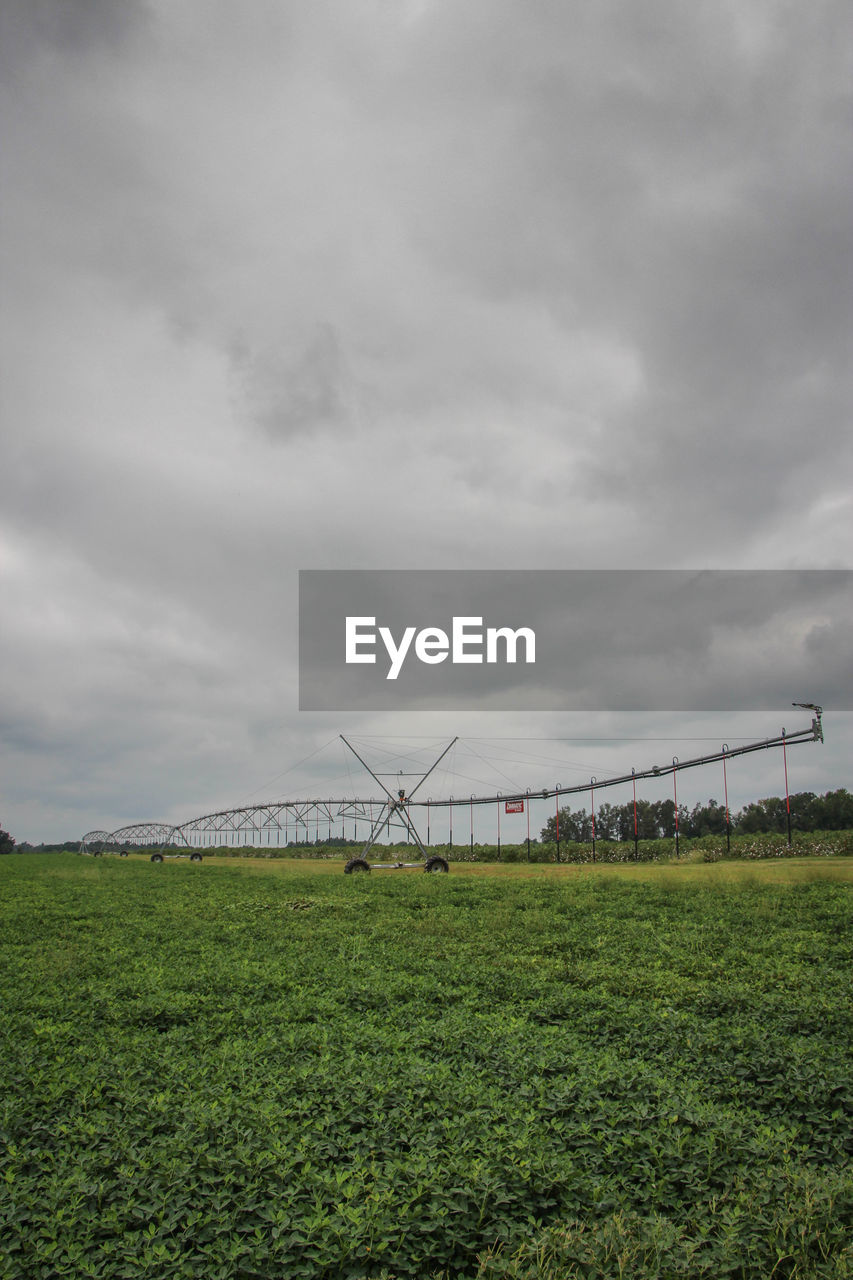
[1, 0, 851, 843]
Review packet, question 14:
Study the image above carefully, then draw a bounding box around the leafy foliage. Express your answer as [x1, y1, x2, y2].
[540, 789, 853, 844]
[1, 856, 851, 1279]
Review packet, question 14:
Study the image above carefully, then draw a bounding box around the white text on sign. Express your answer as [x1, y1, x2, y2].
[345, 617, 536, 681]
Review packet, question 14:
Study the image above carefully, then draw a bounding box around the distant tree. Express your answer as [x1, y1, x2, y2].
[541, 788, 853, 844]
[543, 798, 689, 842]
[630, 799, 663, 840]
[813, 788, 853, 830]
[651, 798, 677, 838]
[0, 828, 16, 855]
[540, 806, 591, 843]
[736, 797, 786, 834]
[734, 789, 853, 834]
[594, 802, 623, 841]
[788, 792, 818, 831]
[682, 799, 730, 838]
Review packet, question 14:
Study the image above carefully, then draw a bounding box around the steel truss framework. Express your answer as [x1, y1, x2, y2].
[80, 801, 412, 856]
[81, 823, 190, 856]
[80, 708, 824, 859]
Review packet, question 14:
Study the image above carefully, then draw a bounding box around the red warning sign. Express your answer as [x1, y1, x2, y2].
[505, 799, 525, 814]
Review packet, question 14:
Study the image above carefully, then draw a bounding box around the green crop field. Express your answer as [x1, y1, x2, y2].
[1, 855, 851, 1279]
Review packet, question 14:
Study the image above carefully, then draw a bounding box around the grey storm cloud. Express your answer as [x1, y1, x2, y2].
[0, 0, 143, 67]
[299, 570, 853, 710]
[1, 0, 850, 840]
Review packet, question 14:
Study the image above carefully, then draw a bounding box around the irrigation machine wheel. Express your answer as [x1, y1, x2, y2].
[424, 856, 449, 873]
[150, 852, 164, 863]
[344, 858, 371, 874]
[189, 852, 203, 863]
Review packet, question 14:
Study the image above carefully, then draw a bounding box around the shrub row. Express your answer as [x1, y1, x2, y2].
[181, 829, 853, 863]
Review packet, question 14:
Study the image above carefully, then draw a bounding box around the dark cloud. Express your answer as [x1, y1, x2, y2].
[0, 0, 148, 76]
[1, 0, 850, 840]
[246, 323, 360, 439]
[298, 570, 853, 711]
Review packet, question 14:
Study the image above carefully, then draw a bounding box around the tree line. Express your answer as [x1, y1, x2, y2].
[3, 788, 851, 854]
[539, 788, 853, 843]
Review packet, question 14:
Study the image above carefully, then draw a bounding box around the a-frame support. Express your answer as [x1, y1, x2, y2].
[340, 735, 457, 869]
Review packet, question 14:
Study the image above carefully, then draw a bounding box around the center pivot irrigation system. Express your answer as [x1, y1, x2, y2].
[80, 705, 825, 869]
[338, 734, 457, 874]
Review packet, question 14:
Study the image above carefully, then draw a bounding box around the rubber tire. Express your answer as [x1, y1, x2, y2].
[120, 850, 128, 857]
[190, 852, 203, 863]
[344, 858, 370, 874]
[150, 853, 164, 863]
[424, 856, 449, 873]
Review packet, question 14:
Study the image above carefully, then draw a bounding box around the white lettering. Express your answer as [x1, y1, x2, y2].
[345, 617, 536, 678]
[346, 617, 377, 664]
[452, 616, 483, 663]
[415, 627, 449, 664]
[379, 625, 417, 680]
[486, 626, 536, 664]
